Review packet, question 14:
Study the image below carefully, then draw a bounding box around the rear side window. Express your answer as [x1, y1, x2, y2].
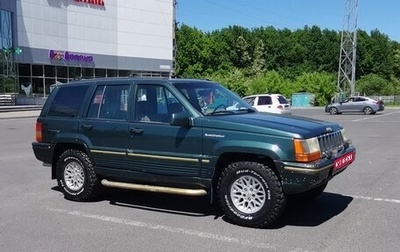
[258, 96, 272, 105]
[277, 95, 289, 104]
[87, 85, 129, 120]
[48, 85, 89, 117]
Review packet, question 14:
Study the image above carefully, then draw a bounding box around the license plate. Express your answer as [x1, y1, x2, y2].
[334, 152, 355, 171]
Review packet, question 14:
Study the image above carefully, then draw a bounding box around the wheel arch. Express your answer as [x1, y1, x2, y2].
[51, 142, 89, 179]
[211, 152, 281, 197]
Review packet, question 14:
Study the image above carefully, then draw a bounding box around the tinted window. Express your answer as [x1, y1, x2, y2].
[48, 85, 89, 117]
[277, 95, 289, 104]
[135, 85, 182, 123]
[87, 85, 129, 120]
[258, 96, 272, 105]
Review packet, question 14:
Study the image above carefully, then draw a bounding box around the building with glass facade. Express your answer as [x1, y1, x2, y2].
[0, 0, 175, 104]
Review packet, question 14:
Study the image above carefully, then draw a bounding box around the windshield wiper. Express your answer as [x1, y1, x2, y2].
[236, 108, 256, 113]
[206, 110, 236, 115]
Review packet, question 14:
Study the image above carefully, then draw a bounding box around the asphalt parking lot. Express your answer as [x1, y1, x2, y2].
[1, 107, 400, 252]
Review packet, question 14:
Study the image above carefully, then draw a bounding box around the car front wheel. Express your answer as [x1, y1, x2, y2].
[56, 149, 100, 201]
[217, 161, 286, 228]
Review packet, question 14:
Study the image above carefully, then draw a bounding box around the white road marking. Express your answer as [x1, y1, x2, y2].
[45, 207, 281, 250]
[352, 110, 400, 122]
[349, 195, 400, 204]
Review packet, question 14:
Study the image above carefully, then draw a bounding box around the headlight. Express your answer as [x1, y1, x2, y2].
[340, 128, 352, 146]
[293, 137, 321, 162]
[340, 129, 349, 142]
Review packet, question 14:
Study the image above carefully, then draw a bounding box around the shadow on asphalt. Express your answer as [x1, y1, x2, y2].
[52, 186, 353, 228]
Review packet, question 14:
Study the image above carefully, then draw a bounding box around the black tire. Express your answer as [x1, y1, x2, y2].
[363, 106, 373, 115]
[56, 149, 99, 201]
[217, 161, 286, 228]
[329, 107, 338, 115]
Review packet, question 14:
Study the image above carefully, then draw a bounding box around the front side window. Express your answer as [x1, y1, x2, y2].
[134, 84, 183, 123]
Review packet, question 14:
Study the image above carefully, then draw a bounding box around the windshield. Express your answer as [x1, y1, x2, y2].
[172, 81, 254, 115]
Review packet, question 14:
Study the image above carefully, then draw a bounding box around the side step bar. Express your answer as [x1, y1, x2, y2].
[101, 179, 208, 196]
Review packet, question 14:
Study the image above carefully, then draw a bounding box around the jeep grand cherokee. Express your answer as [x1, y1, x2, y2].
[32, 77, 356, 228]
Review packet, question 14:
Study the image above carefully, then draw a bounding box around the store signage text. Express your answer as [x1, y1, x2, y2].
[74, 0, 105, 6]
[49, 50, 94, 63]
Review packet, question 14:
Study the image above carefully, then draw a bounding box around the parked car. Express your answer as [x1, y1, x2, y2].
[32, 77, 355, 228]
[242, 94, 291, 114]
[325, 96, 384, 115]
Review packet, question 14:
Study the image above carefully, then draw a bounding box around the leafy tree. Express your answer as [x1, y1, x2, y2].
[251, 39, 266, 75]
[356, 73, 389, 96]
[294, 72, 337, 105]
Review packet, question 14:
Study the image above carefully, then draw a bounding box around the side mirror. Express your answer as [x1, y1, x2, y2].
[170, 112, 190, 126]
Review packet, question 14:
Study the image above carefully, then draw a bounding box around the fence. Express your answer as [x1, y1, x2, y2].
[369, 95, 400, 105]
[0, 93, 16, 105]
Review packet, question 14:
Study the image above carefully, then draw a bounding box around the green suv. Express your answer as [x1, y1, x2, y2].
[32, 77, 356, 228]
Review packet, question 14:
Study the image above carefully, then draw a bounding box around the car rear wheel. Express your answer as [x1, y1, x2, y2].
[363, 106, 373, 115]
[329, 107, 338, 115]
[56, 149, 100, 201]
[217, 161, 286, 228]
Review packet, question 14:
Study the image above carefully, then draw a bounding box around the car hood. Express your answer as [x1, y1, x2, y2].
[201, 112, 342, 138]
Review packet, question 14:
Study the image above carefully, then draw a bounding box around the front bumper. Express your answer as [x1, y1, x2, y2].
[278, 145, 356, 194]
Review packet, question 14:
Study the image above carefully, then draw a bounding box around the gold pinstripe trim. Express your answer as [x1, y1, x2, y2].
[284, 164, 332, 174]
[127, 153, 199, 163]
[91, 150, 125, 155]
[91, 149, 211, 164]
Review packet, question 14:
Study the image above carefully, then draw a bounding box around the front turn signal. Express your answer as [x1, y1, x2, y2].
[293, 138, 321, 162]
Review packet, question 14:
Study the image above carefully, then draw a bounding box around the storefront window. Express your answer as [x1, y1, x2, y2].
[69, 67, 81, 80]
[107, 69, 117, 77]
[32, 77, 44, 96]
[45, 78, 56, 96]
[45, 65, 55, 77]
[32, 65, 43, 76]
[118, 70, 131, 77]
[95, 68, 106, 78]
[19, 64, 31, 77]
[82, 68, 94, 79]
[57, 66, 67, 78]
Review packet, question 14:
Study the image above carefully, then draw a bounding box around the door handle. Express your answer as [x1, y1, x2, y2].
[81, 124, 92, 130]
[130, 128, 144, 135]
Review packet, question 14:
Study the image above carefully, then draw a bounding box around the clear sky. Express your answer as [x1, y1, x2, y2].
[176, 0, 400, 42]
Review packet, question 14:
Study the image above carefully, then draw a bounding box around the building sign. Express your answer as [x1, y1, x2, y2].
[74, 0, 105, 6]
[49, 50, 94, 63]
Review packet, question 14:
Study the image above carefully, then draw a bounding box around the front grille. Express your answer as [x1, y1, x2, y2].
[318, 131, 345, 155]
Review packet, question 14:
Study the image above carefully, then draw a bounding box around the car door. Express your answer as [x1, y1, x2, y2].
[80, 82, 131, 170]
[255, 95, 273, 112]
[126, 82, 203, 182]
[354, 97, 366, 112]
[339, 97, 355, 112]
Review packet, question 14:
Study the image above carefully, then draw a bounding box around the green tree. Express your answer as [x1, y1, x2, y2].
[294, 72, 336, 105]
[356, 73, 389, 95]
[251, 39, 266, 75]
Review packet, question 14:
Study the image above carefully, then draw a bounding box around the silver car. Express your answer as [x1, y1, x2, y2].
[325, 96, 383, 115]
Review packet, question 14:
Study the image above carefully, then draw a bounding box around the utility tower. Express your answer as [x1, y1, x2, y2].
[337, 0, 358, 99]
